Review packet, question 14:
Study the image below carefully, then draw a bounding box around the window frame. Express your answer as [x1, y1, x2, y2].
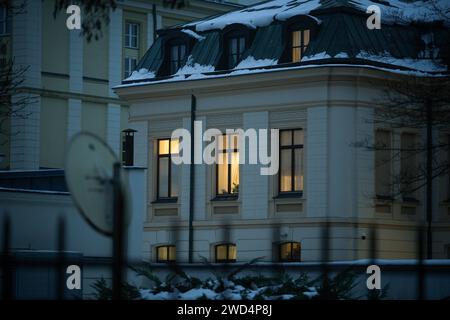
[289, 29, 310, 63]
[278, 241, 301, 262]
[156, 245, 176, 263]
[215, 243, 237, 263]
[226, 33, 246, 68]
[0, 5, 9, 36]
[215, 134, 239, 198]
[124, 57, 138, 78]
[156, 138, 178, 201]
[375, 129, 393, 200]
[125, 21, 140, 49]
[278, 128, 304, 196]
[168, 40, 188, 74]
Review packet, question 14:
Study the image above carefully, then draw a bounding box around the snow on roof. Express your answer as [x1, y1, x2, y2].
[185, 0, 322, 32]
[115, 60, 448, 90]
[183, 0, 450, 32]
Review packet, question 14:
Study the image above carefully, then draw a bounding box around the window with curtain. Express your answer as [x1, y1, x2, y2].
[157, 138, 179, 199]
[215, 243, 237, 263]
[216, 134, 239, 197]
[375, 130, 392, 199]
[291, 29, 310, 62]
[279, 242, 301, 262]
[156, 245, 176, 262]
[279, 129, 304, 195]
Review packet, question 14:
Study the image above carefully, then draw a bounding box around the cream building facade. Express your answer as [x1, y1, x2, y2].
[115, 0, 450, 263]
[0, 0, 241, 170]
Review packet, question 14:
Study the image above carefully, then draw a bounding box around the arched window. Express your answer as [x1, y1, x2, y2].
[168, 39, 188, 74]
[221, 25, 253, 69]
[290, 29, 310, 62]
[215, 243, 237, 263]
[279, 242, 301, 262]
[282, 15, 319, 64]
[156, 245, 176, 263]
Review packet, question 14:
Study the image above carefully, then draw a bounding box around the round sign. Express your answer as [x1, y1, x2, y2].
[65, 132, 131, 236]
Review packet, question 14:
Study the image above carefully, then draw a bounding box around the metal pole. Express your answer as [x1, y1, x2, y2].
[188, 94, 196, 263]
[112, 162, 125, 300]
[2, 214, 13, 300]
[57, 216, 66, 300]
[425, 97, 433, 259]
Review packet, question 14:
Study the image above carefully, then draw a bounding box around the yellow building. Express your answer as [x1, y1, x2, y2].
[0, 0, 241, 170]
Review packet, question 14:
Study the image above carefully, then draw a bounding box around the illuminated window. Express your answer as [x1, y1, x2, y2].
[279, 242, 301, 262]
[215, 243, 236, 263]
[169, 42, 187, 74]
[279, 129, 303, 194]
[157, 138, 179, 199]
[125, 22, 139, 48]
[216, 134, 239, 196]
[156, 245, 176, 263]
[291, 29, 310, 62]
[375, 130, 392, 199]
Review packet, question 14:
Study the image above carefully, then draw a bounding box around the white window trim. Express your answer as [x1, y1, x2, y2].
[125, 22, 139, 49]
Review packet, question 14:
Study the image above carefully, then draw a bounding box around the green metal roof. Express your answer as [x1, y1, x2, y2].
[124, 0, 449, 84]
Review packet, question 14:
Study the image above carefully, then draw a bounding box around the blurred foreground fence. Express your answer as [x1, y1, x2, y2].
[1, 213, 450, 300]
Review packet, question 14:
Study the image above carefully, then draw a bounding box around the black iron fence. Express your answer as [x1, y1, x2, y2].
[1, 209, 449, 300]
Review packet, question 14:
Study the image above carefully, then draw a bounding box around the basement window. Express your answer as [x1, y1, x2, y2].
[156, 245, 176, 263]
[279, 242, 301, 262]
[215, 243, 237, 263]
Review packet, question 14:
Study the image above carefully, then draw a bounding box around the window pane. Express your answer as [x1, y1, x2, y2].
[293, 130, 303, 145]
[171, 160, 179, 197]
[303, 29, 310, 46]
[280, 243, 291, 261]
[216, 245, 227, 261]
[168, 246, 176, 261]
[170, 138, 179, 155]
[292, 242, 301, 260]
[401, 133, 417, 198]
[228, 245, 237, 260]
[218, 135, 227, 152]
[159, 140, 169, 155]
[180, 44, 186, 62]
[217, 155, 228, 194]
[132, 24, 138, 36]
[158, 157, 169, 197]
[157, 247, 167, 261]
[292, 30, 301, 47]
[294, 148, 303, 192]
[132, 35, 138, 48]
[230, 152, 239, 194]
[292, 48, 301, 62]
[231, 38, 238, 55]
[375, 130, 391, 197]
[280, 149, 292, 192]
[125, 34, 130, 47]
[171, 45, 178, 61]
[280, 131, 292, 146]
[239, 37, 245, 54]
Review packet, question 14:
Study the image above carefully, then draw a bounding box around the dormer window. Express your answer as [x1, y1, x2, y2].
[169, 42, 187, 74]
[228, 35, 246, 68]
[291, 29, 310, 62]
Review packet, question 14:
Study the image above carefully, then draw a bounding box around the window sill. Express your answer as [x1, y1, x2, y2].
[273, 192, 303, 199]
[151, 198, 178, 204]
[211, 195, 239, 202]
